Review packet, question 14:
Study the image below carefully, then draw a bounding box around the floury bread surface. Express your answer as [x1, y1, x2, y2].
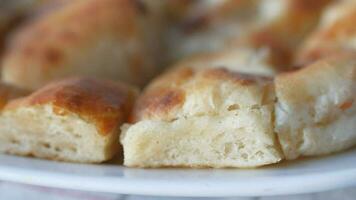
[0, 77, 137, 163]
[121, 67, 283, 168]
[275, 55, 356, 159]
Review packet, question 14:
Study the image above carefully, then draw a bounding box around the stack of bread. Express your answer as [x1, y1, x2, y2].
[0, 0, 354, 168]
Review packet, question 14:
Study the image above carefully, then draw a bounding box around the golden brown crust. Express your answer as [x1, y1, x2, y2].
[131, 67, 272, 122]
[2, 0, 157, 89]
[130, 87, 185, 123]
[6, 0, 139, 65]
[130, 67, 192, 123]
[5, 77, 137, 135]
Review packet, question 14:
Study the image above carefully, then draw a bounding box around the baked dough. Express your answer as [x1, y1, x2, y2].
[275, 55, 356, 159]
[122, 54, 356, 167]
[121, 67, 283, 168]
[1, 0, 163, 90]
[297, 0, 356, 65]
[172, 47, 282, 77]
[0, 77, 137, 163]
[166, 0, 331, 68]
[165, 0, 259, 62]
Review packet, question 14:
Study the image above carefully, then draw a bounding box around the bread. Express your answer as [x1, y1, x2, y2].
[275, 55, 356, 159]
[121, 67, 283, 168]
[297, 0, 356, 65]
[1, 0, 163, 90]
[172, 48, 278, 77]
[0, 77, 137, 163]
[166, 0, 259, 62]
[166, 0, 331, 68]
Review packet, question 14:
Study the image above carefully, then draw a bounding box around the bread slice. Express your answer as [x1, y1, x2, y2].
[0, 77, 137, 163]
[275, 55, 356, 159]
[1, 0, 163, 90]
[121, 67, 283, 168]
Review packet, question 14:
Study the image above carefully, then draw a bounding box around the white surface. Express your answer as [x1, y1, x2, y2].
[2, 182, 356, 200]
[1, 149, 356, 197]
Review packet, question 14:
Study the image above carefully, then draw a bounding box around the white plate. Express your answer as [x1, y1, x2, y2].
[1, 149, 356, 197]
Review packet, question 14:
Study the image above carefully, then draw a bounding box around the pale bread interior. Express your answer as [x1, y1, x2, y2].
[0, 104, 119, 163]
[121, 105, 282, 168]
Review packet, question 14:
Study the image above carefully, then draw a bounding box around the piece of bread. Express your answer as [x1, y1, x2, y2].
[166, 0, 260, 62]
[235, 0, 332, 70]
[169, 47, 280, 77]
[121, 67, 283, 168]
[296, 0, 356, 65]
[166, 0, 331, 64]
[0, 77, 137, 163]
[253, 0, 332, 46]
[1, 0, 163, 90]
[275, 55, 356, 159]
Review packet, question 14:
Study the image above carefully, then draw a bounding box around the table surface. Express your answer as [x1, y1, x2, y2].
[1, 181, 355, 200]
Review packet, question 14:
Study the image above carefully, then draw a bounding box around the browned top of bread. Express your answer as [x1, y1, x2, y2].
[2, 0, 154, 89]
[131, 67, 273, 123]
[5, 77, 138, 135]
[5, 0, 141, 66]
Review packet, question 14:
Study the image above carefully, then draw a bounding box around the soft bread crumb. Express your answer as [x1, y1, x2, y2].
[121, 106, 281, 168]
[0, 105, 119, 163]
[0, 77, 137, 163]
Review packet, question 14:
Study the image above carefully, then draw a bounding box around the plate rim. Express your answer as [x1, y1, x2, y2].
[1, 154, 356, 197]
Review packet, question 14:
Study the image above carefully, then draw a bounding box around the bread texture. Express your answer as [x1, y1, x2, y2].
[121, 67, 283, 168]
[0, 77, 137, 163]
[1, 0, 163, 90]
[275, 55, 356, 159]
[297, 0, 356, 64]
